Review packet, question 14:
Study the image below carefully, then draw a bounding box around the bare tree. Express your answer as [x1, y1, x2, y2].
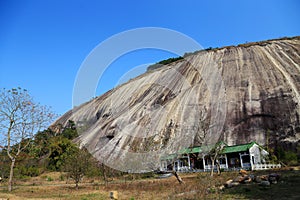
[0, 88, 55, 191]
[172, 170, 184, 184]
[207, 142, 225, 176]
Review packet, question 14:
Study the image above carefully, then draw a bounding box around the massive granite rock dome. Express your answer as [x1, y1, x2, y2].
[53, 37, 300, 171]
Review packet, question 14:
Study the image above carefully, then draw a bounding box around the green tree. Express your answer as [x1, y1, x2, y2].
[275, 147, 298, 166]
[0, 88, 55, 191]
[61, 120, 78, 140]
[48, 136, 75, 170]
[63, 147, 94, 189]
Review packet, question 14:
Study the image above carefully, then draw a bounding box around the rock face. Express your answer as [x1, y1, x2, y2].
[52, 37, 300, 171]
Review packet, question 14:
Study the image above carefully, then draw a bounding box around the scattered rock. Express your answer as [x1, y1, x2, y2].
[271, 180, 277, 184]
[219, 185, 225, 191]
[239, 169, 248, 176]
[259, 180, 270, 186]
[243, 176, 252, 184]
[226, 182, 234, 188]
[254, 176, 262, 183]
[269, 173, 280, 181]
[231, 182, 240, 187]
[243, 175, 250, 182]
[225, 179, 233, 187]
[110, 191, 118, 200]
[244, 179, 251, 183]
[226, 180, 240, 188]
[260, 175, 268, 181]
[225, 179, 233, 185]
[268, 173, 280, 184]
[249, 174, 255, 181]
[223, 172, 281, 190]
[233, 176, 244, 182]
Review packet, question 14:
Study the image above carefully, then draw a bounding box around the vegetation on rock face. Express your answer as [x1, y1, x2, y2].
[146, 36, 300, 72]
[147, 56, 184, 71]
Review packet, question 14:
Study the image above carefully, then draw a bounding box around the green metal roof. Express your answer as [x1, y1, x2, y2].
[177, 141, 259, 155]
[178, 146, 202, 154]
[222, 142, 256, 154]
[178, 142, 228, 155]
[190, 146, 202, 153]
[161, 153, 177, 160]
[160, 141, 261, 160]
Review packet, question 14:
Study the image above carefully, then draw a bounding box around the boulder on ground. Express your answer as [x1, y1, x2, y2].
[233, 176, 244, 182]
[110, 191, 118, 200]
[225, 179, 233, 188]
[268, 173, 280, 184]
[260, 175, 268, 181]
[243, 176, 252, 184]
[219, 185, 225, 191]
[238, 175, 251, 183]
[249, 174, 255, 181]
[239, 169, 248, 176]
[225, 179, 241, 188]
[254, 176, 262, 183]
[259, 180, 270, 186]
[231, 182, 240, 187]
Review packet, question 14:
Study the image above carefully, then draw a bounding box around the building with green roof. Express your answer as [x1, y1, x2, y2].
[160, 141, 280, 172]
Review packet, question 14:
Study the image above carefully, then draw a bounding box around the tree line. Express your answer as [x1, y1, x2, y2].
[0, 88, 122, 191]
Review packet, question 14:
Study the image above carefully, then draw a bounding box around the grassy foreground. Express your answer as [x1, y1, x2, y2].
[0, 169, 299, 200]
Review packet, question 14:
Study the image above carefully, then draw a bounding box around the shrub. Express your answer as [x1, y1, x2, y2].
[147, 56, 183, 71]
[284, 151, 298, 166]
[276, 147, 298, 166]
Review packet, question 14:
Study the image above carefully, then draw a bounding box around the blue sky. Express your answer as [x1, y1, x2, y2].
[0, 0, 299, 116]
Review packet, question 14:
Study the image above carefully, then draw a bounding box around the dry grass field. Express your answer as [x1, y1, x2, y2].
[0, 169, 299, 200]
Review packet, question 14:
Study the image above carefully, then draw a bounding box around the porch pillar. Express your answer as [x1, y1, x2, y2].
[225, 154, 228, 169]
[202, 156, 206, 171]
[187, 154, 191, 170]
[239, 153, 244, 168]
[250, 154, 254, 170]
[160, 161, 164, 171]
[173, 160, 176, 171]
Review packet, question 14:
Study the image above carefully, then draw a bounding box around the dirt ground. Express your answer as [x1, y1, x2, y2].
[0, 169, 299, 200]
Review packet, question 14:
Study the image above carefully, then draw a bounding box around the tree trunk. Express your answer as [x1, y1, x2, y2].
[172, 171, 184, 184]
[102, 163, 108, 186]
[8, 158, 15, 191]
[216, 160, 221, 175]
[210, 157, 215, 177]
[75, 182, 79, 190]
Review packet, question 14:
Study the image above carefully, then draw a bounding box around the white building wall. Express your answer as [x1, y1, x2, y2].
[249, 144, 269, 164]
